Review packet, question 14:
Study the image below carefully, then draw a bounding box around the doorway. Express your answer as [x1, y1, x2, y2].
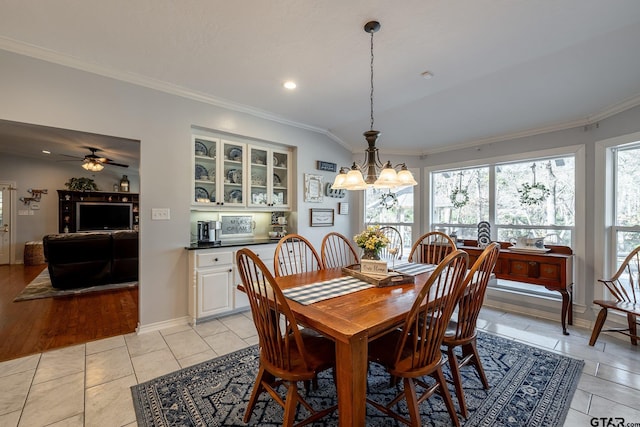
[0, 181, 16, 265]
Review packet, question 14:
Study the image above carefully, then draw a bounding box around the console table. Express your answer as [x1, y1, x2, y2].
[460, 241, 574, 335]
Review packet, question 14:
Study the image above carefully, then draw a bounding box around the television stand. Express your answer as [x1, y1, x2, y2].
[57, 190, 139, 233]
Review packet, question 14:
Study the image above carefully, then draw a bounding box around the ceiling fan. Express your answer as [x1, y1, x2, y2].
[62, 147, 129, 171]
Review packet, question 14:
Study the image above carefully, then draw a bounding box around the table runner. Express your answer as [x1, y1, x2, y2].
[392, 262, 437, 276]
[282, 276, 373, 305]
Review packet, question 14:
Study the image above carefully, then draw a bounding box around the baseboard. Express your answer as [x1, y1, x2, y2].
[136, 316, 191, 334]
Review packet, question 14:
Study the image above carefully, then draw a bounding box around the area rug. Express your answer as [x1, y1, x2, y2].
[13, 267, 137, 301]
[131, 331, 584, 426]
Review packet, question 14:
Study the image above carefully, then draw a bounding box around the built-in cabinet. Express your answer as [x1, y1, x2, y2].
[187, 243, 277, 324]
[193, 135, 291, 210]
[57, 190, 139, 233]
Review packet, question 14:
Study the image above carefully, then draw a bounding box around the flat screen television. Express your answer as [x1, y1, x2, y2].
[76, 202, 133, 231]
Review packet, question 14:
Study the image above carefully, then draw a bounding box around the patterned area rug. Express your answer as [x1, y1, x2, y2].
[131, 331, 584, 426]
[14, 267, 137, 301]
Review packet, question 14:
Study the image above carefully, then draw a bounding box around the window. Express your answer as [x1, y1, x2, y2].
[612, 143, 640, 267]
[430, 155, 575, 295]
[364, 185, 415, 257]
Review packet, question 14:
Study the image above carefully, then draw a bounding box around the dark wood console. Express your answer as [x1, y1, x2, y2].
[460, 241, 574, 335]
[57, 190, 139, 233]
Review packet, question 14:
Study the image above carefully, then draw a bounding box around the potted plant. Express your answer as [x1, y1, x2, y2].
[65, 177, 98, 192]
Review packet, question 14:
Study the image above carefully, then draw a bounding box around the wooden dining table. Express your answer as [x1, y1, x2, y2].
[273, 267, 432, 427]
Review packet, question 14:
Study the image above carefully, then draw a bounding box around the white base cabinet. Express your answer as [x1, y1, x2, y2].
[188, 243, 277, 324]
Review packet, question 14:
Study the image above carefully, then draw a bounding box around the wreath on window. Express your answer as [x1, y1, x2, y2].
[380, 191, 398, 210]
[517, 163, 550, 206]
[450, 187, 469, 208]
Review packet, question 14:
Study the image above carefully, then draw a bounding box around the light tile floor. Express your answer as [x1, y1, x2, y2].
[1, 307, 639, 426]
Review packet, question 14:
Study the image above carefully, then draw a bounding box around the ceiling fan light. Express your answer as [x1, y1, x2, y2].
[82, 160, 104, 172]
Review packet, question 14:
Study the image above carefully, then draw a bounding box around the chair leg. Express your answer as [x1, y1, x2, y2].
[464, 341, 489, 390]
[434, 367, 461, 427]
[283, 382, 299, 427]
[589, 308, 608, 346]
[447, 346, 468, 418]
[628, 313, 638, 345]
[244, 366, 269, 423]
[403, 378, 421, 427]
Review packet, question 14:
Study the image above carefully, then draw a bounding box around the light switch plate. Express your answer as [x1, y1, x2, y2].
[151, 208, 170, 220]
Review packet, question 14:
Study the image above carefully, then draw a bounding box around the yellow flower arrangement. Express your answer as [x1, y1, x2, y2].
[354, 225, 389, 252]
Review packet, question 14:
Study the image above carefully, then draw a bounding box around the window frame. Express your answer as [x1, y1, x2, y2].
[425, 144, 586, 308]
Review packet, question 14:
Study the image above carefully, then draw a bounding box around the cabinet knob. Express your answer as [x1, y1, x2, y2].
[228, 269, 232, 272]
[214, 257, 219, 262]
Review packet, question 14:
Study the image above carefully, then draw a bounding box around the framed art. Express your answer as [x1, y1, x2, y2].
[338, 202, 349, 215]
[310, 208, 334, 227]
[304, 174, 324, 203]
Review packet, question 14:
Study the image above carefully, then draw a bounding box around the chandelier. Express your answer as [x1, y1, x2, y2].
[331, 21, 417, 191]
[82, 159, 104, 171]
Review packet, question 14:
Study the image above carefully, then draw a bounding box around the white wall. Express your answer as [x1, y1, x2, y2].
[0, 50, 354, 327]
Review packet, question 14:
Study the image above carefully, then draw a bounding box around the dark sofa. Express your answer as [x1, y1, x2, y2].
[43, 231, 138, 289]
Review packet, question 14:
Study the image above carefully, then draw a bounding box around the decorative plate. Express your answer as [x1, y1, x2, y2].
[194, 140, 208, 156]
[195, 187, 209, 201]
[273, 173, 281, 186]
[227, 169, 242, 184]
[195, 164, 208, 180]
[229, 189, 242, 202]
[228, 147, 242, 161]
[273, 155, 279, 167]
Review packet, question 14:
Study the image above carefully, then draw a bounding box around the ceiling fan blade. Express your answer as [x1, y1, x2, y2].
[103, 160, 129, 168]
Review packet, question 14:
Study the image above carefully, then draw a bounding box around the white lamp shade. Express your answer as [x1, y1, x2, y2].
[343, 169, 368, 190]
[397, 169, 417, 186]
[373, 167, 400, 189]
[331, 172, 347, 189]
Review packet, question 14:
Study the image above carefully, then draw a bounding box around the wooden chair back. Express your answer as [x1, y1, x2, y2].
[274, 234, 323, 277]
[600, 245, 640, 304]
[451, 242, 500, 341]
[321, 232, 359, 268]
[408, 231, 456, 265]
[379, 226, 403, 260]
[236, 248, 311, 375]
[393, 250, 469, 373]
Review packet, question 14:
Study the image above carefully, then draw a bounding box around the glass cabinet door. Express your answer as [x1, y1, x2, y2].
[221, 140, 245, 206]
[194, 136, 218, 205]
[248, 147, 269, 207]
[272, 150, 289, 208]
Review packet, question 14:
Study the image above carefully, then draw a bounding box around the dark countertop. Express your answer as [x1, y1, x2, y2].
[186, 238, 279, 250]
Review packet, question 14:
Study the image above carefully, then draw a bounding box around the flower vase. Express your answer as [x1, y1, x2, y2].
[362, 249, 380, 260]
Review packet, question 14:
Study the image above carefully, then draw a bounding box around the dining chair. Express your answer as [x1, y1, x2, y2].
[379, 226, 403, 261]
[321, 231, 359, 268]
[366, 250, 469, 427]
[589, 245, 640, 346]
[408, 230, 456, 265]
[274, 234, 323, 277]
[236, 248, 337, 426]
[442, 242, 500, 418]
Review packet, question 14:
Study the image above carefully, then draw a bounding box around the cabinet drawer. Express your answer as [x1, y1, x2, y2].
[251, 245, 276, 261]
[197, 251, 233, 268]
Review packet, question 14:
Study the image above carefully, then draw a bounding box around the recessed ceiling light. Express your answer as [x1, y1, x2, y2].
[421, 71, 434, 79]
[283, 81, 297, 90]
[42, 150, 51, 154]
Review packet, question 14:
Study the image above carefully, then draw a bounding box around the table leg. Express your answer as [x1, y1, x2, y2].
[558, 288, 571, 336]
[335, 332, 368, 427]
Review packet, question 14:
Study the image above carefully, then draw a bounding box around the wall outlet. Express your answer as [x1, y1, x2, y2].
[151, 208, 170, 220]
[18, 210, 29, 216]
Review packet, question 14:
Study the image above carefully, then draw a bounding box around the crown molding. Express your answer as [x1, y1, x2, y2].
[0, 37, 346, 144]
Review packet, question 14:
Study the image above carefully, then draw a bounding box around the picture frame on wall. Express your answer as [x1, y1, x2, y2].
[310, 208, 334, 227]
[304, 174, 323, 203]
[338, 202, 349, 215]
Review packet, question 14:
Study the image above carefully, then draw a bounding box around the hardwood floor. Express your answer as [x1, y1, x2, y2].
[0, 263, 138, 362]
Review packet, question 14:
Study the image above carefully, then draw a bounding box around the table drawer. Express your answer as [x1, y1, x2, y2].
[197, 251, 233, 268]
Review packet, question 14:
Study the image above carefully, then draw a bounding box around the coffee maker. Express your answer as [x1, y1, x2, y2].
[197, 220, 222, 245]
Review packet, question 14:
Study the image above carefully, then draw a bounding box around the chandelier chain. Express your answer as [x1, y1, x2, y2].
[370, 29, 375, 131]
